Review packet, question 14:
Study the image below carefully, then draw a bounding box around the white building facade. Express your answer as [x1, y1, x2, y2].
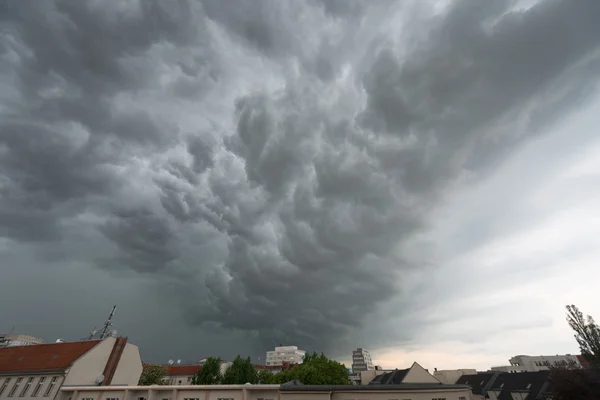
[60, 384, 280, 400]
[265, 346, 305, 366]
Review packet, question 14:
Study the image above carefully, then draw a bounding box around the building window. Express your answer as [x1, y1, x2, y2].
[81, 398, 94, 400]
[459, 397, 467, 400]
[217, 398, 234, 400]
[19, 377, 34, 397]
[43, 377, 57, 397]
[183, 398, 199, 400]
[0, 379, 12, 397]
[8, 378, 22, 397]
[432, 398, 446, 400]
[526, 383, 532, 389]
[187, 377, 192, 383]
[106, 398, 119, 400]
[138, 397, 146, 400]
[32, 377, 45, 397]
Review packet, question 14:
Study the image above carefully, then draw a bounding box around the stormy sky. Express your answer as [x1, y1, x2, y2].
[1, 0, 600, 370]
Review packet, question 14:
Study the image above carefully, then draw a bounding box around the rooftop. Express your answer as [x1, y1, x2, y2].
[457, 371, 551, 400]
[368, 369, 410, 385]
[0, 340, 101, 373]
[166, 365, 202, 376]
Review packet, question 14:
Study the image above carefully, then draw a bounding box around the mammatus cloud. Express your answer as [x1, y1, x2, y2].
[1, 0, 600, 359]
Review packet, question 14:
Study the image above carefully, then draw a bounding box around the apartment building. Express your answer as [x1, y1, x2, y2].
[351, 348, 374, 373]
[162, 365, 202, 385]
[0, 337, 142, 400]
[491, 354, 581, 372]
[265, 346, 305, 366]
[0, 334, 43, 348]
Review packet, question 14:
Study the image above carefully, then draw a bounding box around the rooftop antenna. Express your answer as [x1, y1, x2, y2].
[98, 305, 117, 339]
[85, 305, 117, 340]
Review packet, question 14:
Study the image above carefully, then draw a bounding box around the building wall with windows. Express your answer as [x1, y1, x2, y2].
[59, 384, 471, 400]
[162, 365, 202, 386]
[280, 384, 472, 400]
[0, 374, 64, 400]
[58, 385, 281, 400]
[265, 346, 305, 366]
[508, 354, 581, 371]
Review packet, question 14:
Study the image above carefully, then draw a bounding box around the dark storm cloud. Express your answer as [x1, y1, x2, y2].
[2, 0, 600, 358]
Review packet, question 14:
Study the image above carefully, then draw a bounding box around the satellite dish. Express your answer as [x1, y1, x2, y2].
[177, 359, 181, 365]
[55, 339, 65, 343]
[168, 359, 174, 365]
[95, 375, 104, 384]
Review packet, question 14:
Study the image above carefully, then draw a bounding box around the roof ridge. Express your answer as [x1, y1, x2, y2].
[2, 339, 102, 349]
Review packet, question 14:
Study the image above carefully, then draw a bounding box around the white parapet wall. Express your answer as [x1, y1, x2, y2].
[59, 385, 281, 400]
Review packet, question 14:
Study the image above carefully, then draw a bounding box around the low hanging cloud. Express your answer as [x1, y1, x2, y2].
[2, 0, 600, 356]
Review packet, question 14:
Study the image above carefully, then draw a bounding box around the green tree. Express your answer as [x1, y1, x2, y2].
[550, 366, 600, 400]
[138, 364, 167, 385]
[192, 357, 222, 384]
[257, 368, 274, 384]
[549, 306, 600, 399]
[566, 305, 600, 368]
[272, 352, 349, 385]
[222, 355, 258, 384]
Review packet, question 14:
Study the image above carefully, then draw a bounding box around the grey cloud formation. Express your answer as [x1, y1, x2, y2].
[2, 0, 600, 360]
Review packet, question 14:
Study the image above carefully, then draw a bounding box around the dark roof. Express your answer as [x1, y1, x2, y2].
[456, 372, 497, 395]
[368, 369, 409, 385]
[457, 371, 551, 400]
[491, 371, 550, 400]
[0, 340, 101, 374]
[280, 383, 470, 392]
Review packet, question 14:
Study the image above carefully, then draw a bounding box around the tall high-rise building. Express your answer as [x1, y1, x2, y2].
[266, 345, 306, 366]
[351, 348, 374, 372]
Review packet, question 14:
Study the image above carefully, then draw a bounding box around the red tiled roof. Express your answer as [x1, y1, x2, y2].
[254, 364, 283, 370]
[166, 365, 202, 376]
[0, 340, 101, 373]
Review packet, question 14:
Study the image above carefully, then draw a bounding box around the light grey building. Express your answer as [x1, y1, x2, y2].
[351, 348, 374, 373]
[0, 334, 43, 347]
[491, 354, 581, 372]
